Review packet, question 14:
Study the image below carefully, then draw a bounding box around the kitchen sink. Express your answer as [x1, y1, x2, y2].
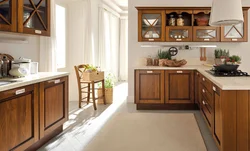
[0, 80, 17, 86]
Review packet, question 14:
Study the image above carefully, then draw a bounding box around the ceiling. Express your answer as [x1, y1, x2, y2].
[112, 0, 128, 7]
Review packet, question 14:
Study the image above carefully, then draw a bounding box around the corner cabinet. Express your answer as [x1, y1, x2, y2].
[165, 70, 194, 103]
[0, 84, 39, 151]
[138, 9, 166, 42]
[39, 76, 68, 138]
[221, 9, 248, 42]
[135, 70, 164, 103]
[0, 0, 17, 32]
[136, 7, 249, 42]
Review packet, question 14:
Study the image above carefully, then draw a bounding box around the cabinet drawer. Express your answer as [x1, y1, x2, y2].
[200, 84, 213, 109]
[0, 85, 34, 101]
[201, 98, 212, 126]
[200, 75, 212, 94]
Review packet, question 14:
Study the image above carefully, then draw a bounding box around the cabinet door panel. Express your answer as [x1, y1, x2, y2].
[40, 76, 68, 138]
[166, 70, 194, 103]
[18, 0, 50, 36]
[0, 85, 39, 151]
[0, 0, 16, 32]
[214, 92, 222, 145]
[135, 70, 164, 104]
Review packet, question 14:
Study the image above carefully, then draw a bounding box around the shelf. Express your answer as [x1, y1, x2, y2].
[0, 38, 28, 44]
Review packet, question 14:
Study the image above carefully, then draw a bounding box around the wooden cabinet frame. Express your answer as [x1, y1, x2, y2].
[0, 0, 17, 32]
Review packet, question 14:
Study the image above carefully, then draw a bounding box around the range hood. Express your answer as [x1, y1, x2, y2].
[209, 0, 244, 26]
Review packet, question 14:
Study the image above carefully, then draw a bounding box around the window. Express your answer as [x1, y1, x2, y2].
[56, 5, 66, 69]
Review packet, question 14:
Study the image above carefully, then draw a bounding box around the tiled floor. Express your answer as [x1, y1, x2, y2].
[38, 83, 219, 151]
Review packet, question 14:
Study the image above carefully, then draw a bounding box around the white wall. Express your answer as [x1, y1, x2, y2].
[0, 33, 40, 62]
[128, 0, 250, 102]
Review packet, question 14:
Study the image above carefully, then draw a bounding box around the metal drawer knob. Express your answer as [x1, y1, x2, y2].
[202, 78, 205, 81]
[213, 86, 216, 92]
[15, 89, 25, 95]
[202, 89, 205, 93]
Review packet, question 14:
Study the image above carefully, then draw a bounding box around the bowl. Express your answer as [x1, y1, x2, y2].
[143, 19, 158, 26]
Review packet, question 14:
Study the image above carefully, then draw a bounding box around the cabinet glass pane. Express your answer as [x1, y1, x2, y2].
[169, 29, 189, 39]
[0, 0, 11, 25]
[142, 14, 161, 39]
[23, 0, 47, 30]
[224, 23, 243, 38]
[196, 29, 216, 39]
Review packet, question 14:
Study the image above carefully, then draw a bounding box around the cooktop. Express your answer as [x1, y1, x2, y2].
[206, 70, 250, 77]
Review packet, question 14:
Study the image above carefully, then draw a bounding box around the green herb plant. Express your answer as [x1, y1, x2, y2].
[98, 73, 116, 88]
[229, 55, 241, 63]
[157, 49, 172, 60]
[214, 49, 230, 58]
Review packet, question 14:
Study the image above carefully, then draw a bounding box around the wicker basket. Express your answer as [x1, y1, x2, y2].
[98, 88, 113, 104]
[81, 71, 104, 81]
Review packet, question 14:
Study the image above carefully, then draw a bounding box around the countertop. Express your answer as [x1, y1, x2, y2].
[135, 65, 250, 90]
[0, 72, 69, 92]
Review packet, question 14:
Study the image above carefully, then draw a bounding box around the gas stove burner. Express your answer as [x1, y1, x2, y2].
[206, 70, 250, 77]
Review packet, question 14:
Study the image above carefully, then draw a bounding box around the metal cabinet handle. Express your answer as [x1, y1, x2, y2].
[48, 79, 61, 84]
[146, 71, 153, 73]
[213, 86, 216, 92]
[177, 71, 183, 73]
[202, 101, 206, 105]
[202, 78, 205, 81]
[196, 72, 199, 75]
[15, 89, 25, 95]
[202, 89, 205, 93]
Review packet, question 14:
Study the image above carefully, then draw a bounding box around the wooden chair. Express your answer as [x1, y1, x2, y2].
[74, 64, 106, 110]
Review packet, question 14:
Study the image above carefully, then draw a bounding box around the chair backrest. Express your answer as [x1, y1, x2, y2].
[74, 64, 87, 91]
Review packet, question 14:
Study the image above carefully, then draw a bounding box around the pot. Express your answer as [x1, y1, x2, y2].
[213, 64, 239, 72]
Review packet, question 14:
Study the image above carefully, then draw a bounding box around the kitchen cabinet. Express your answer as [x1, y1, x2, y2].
[0, 0, 17, 32]
[165, 70, 194, 103]
[221, 9, 248, 42]
[18, 0, 50, 36]
[136, 7, 249, 42]
[193, 10, 220, 42]
[39, 76, 68, 138]
[0, 84, 39, 151]
[135, 70, 164, 104]
[137, 9, 166, 42]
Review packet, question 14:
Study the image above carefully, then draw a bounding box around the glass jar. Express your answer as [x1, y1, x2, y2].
[177, 15, 184, 26]
[169, 15, 176, 26]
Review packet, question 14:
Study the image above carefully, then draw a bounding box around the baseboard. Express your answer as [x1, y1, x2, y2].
[126, 96, 134, 103]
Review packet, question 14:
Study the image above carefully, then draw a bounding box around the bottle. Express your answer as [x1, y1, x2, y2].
[0, 59, 3, 78]
[169, 15, 176, 26]
[2, 56, 9, 77]
[177, 15, 184, 26]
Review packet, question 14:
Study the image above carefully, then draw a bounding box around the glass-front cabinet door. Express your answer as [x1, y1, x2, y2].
[138, 10, 165, 42]
[221, 10, 248, 42]
[166, 26, 192, 42]
[18, 0, 50, 36]
[0, 0, 16, 32]
[193, 10, 220, 42]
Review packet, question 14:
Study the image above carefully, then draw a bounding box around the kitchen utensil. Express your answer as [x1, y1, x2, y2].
[213, 64, 239, 72]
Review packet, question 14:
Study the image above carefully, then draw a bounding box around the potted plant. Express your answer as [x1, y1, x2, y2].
[214, 49, 230, 65]
[157, 49, 172, 66]
[98, 73, 116, 104]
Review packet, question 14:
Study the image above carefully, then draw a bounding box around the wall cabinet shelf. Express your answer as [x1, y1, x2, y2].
[0, 0, 50, 36]
[136, 7, 249, 42]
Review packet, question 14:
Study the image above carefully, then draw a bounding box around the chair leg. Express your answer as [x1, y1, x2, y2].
[79, 87, 82, 108]
[92, 81, 97, 110]
[87, 83, 90, 104]
[102, 80, 106, 105]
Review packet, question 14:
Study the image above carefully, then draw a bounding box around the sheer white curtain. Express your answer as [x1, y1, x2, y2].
[99, 8, 119, 78]
[119, 18, 128, 81]
[39, 0, 57, 72]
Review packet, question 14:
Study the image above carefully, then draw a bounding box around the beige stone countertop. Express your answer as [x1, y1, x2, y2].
[0, 72, 69, 92]
[134, 65, 250, 90]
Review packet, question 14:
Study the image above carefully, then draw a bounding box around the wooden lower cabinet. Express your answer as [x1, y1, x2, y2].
[135, 70, 164, 104]
[0, 84, 39, 151]
[194, 71, 200, 106]
[39, 76, 68, 138]
[165, 70, 194, 103]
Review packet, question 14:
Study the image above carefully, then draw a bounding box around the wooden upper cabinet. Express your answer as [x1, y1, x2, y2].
[137, 9, 166, 42]
[0, 0, 17, 32]
[221, 9, 248, 42]
[165, 70, 194, 104]
[135, 70, 164, 104]
[17, 0, 50, 36]
[193, 9, 220, 42]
